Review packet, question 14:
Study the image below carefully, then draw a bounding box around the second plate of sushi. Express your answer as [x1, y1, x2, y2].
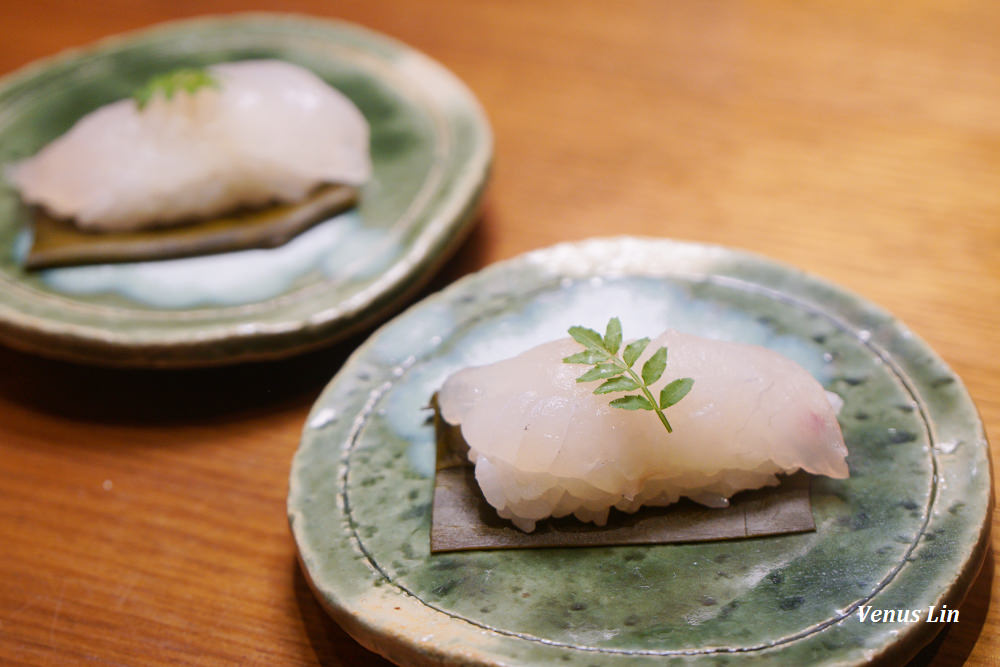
[289, 237, 990, 666]
[0, 14, 491, 366]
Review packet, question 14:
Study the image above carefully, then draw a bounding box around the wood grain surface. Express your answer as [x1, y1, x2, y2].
[1, 1, 996, 664]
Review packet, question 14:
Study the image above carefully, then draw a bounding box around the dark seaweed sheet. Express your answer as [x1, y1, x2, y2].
[430, 400, 815, 552]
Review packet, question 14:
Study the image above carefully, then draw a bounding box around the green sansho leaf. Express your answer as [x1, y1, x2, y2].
[660, 377, 694, 409]
[603, 317, 622, 354]
[576, 363, 624, 383]
[641, 347, 667, 385]
[622, 337, 650, 367]
[568, 325, 605, 351]
[133, 67, 220, 110]
[609, 395, 653, 410]
[594, 376, 640, 394]
[563, 317, 693, 436]
[562, 350, 605, 365]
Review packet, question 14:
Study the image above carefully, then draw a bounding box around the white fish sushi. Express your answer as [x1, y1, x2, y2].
[8, 60, 371, 231]
[437, 329, 848, 532]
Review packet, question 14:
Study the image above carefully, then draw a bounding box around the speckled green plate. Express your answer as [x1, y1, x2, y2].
[289, 238, 991, 666]
[0, 14, 491, 367]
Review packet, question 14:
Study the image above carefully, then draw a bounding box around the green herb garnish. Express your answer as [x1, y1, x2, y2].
[133, 67, 220, 110]
[563, 317, 694, 433]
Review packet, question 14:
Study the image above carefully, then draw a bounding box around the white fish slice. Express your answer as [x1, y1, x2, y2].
[8, 60, 371, 231]
[438, 329, 849, 532]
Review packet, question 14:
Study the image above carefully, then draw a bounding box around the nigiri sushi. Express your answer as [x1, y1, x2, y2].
[437, 324, 848, 532]
[7, 60, 370, 231]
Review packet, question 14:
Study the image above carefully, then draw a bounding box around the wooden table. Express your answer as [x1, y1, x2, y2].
[1, 2, 996, 664]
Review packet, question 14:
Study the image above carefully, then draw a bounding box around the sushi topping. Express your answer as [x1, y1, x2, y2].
[564, 317, 694, 433]
[133, 67, 220, 109]
[10, 60, 371, 232]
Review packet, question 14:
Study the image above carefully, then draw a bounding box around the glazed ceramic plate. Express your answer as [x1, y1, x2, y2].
[0, 14, 491, 366]
[289, 238, 991, 666]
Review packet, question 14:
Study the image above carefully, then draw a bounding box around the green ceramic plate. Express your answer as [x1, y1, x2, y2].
[0, 14, 491, 366]
[289, 237, 991, 666]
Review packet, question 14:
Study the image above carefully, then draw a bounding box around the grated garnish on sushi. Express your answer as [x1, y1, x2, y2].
[437, 319, 849, 533]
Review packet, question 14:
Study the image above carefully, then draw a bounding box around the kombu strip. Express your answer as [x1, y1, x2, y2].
[25, 184, 358, 269]
[429, 395, 816, 552]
